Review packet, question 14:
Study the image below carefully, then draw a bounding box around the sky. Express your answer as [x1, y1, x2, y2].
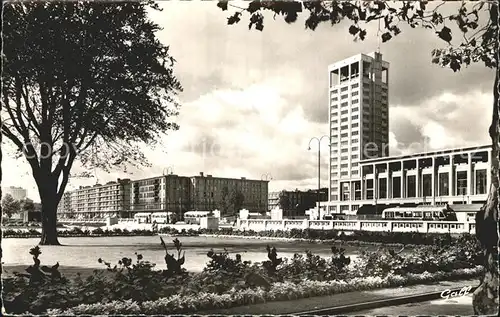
[2, 1, 495, 202]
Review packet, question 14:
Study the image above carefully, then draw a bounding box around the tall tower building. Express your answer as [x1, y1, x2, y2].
[328, 52, 389, 213]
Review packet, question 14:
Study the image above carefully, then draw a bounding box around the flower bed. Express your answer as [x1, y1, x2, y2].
[3, 234, 483, 315]
[47, 266, 482, 315]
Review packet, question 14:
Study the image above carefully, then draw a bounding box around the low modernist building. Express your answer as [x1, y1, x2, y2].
[324, 144, 491, 215]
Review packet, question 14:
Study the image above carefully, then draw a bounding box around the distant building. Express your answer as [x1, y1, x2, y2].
[57, 179, 131, 219]
[189, 172, 268, 214]
[2, 186, 27, 201]
[130, 174, 191, 217]
[57, 172, 269, 219]
[268, 188, 328, 217]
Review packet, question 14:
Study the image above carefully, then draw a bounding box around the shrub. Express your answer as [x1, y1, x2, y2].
[92, 227, 104, 235]
[3, 246, 69, 314]
[160, 237, 188, 277]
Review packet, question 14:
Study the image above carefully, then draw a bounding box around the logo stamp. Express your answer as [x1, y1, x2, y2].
[440, 286, 473, 300]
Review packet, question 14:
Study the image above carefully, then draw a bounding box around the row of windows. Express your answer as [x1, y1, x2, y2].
[332, 122, 360, 132]
[332, 107, 361, 117]
[333, 115, 360, 124]
[331, 153, 359, 162]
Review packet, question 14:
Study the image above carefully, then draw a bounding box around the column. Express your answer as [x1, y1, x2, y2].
[467, 153, 472, 200]
[416, 159, 420, 198]
[352, 181, 356, 201]
[387, 162, 392, 199]
[373, 164, 377, 201]
[400, 161, 404, 198]
[360, 167, 365, 200]
[449, 154, 454, 197]
[431, 157, 436, 204]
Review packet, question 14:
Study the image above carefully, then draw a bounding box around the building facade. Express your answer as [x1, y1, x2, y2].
[268, 188, 328, 217]
[57, 173, 269, 218]
[190, 172, 268, 214]
[324, 52, 490, 216]
[57, 179, 131, 219]
[3, 186, 27, 201]
[130, 174, 191, 217]
[329, 52, 389, 203]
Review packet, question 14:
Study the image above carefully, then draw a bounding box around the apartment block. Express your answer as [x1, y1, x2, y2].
[57, 178, 131, 219]
[130, 174, 191, 215]
[57, 173, 268, 218]
[189, 172, 268, 214]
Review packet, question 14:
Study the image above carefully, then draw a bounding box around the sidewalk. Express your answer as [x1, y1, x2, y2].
[197, 278, 480, 315]
[357, 294, 475, 315]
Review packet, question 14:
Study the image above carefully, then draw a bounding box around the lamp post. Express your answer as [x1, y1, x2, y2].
[261, 173, 273, 181]
[260, 173, 272, 214]
[308, 135, 329, 219]
[163, 166, 173, 176]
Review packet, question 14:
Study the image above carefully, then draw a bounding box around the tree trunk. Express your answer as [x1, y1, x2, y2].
[472, 71, 499, 314]
[40, 202, 60, 245]
[38, 178, 61, 245]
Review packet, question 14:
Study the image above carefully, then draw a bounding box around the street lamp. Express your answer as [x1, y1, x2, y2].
[260, 173, 272, 213]
[163, 166, 174, 176]
[261, 173, 273, 181]
[308, 135, 330, 219]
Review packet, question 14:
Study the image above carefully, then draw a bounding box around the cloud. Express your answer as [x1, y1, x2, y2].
[389, 90, 492, 155]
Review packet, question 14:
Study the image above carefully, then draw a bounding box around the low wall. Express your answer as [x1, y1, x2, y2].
[238, 219, 475, 234]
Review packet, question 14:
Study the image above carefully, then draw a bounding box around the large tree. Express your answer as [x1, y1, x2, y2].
[229, 189, 245, 216]
[217, 0, 498, 314]
[1, 194, 21, 219]
[2, 1, 182, 245]
[218, 186, 231, 216]
[278, 190, 291, 215]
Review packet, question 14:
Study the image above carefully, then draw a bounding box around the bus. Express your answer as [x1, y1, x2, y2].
[381, 205, 455, 221]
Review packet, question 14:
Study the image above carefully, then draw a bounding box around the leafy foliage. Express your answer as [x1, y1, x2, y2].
[262, 245, 282, 275]
[278, 190, 291, 214]
[2, 194, 21, 218]
[3, 246, 66, 314]
[160, 237, 187, 277]
[217, 0, 498, 71]
[229, 189, 245, 217]
[21, 199, 35, 214]
[46, 265, 483, 315]
[218, 186, 245, 217]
